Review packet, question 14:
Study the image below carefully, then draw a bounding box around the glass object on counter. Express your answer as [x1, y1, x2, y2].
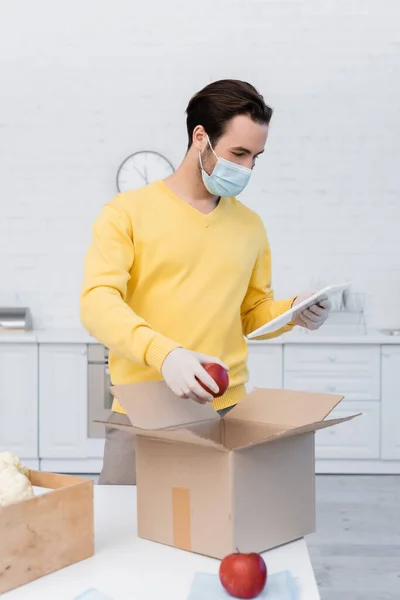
[301, 280, 367, 336]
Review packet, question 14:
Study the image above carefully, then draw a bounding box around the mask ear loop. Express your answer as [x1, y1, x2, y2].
[198, 149, 205, 170]
[199, 135, 219, 169]
[206, 135, 219, 160]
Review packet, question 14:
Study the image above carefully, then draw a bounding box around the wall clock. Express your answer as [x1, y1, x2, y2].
[116, 151, 175, 192]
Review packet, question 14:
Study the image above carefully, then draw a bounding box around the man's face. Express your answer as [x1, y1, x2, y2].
[201, 115, 269, 174]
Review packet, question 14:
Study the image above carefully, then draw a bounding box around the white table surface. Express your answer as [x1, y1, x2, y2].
[3, 486, 320, 600]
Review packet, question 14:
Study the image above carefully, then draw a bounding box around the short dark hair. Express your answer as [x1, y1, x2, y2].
[186, 79, 273, 149]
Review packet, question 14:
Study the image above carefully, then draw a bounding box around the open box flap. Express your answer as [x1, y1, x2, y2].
[232, 413, 361, 451]
[94, 413, 360, 452]
[111, 381, 219, 430]
[94, 419, 228, 451]
[138, 427, 228, 451]
[225, 387, 345, 427]
[271, 413, 361, 442]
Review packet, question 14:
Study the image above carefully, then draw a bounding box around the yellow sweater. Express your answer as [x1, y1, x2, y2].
[80, 180, 295, 413]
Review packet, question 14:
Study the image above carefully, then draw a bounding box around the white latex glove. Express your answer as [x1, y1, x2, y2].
[161, 348, 229, 404]
[293, 291, 331, 330]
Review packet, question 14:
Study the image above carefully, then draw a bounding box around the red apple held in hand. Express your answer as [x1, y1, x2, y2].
[198, 363, 229, 398]
[219, 550, 267, 599]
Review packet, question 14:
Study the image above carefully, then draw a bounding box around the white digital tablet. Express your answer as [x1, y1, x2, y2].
[247, 282, 352, 339]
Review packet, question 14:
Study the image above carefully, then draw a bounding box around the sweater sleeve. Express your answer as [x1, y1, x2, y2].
[80, 201, 181, 371]
[241, 222, 297, 340]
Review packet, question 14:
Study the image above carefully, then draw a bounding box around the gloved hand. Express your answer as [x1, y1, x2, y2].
[292, 291, 331, 330]
[161, 348, 229, 404]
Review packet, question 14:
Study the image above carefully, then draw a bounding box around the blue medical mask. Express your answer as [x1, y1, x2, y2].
[199, 137, 252, 197]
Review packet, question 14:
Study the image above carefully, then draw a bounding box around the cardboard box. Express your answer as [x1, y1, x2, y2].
[0, 471, 94, 594]
[107, 382, 358, 560]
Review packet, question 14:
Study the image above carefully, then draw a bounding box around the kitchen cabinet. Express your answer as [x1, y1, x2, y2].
[283, 344, 382, 462]
[284, 345, 380, 401]
[248, 341, 400, 470]
[39, 343, 104, 472]
[381, 345, 400, 459]
[0, 343, 38, 467]
[314, 401, 380, 460]
[1, 332, 399, 475]
[247, 344, 283, 390]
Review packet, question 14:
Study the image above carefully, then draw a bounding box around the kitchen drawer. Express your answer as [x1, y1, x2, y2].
[315, 402, 380, 460]
[284, 344, 380, 372]
[284, 371, 380, 401]
[284, 345, 381, 400]
[247, 344, 283, 390]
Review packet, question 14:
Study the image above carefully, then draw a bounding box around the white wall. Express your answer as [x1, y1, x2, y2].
[0, 0, 399, 329]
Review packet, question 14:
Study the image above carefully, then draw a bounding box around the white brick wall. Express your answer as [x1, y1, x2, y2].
[0, 0, 399, 329]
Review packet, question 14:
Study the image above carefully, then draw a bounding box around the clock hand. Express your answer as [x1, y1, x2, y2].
[143, 165, 148, 184]
[131, 163, 146, 180]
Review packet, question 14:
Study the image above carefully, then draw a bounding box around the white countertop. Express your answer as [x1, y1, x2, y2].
[251, 329, 400, 345]
[35, 328, 98, 344]
[0, 328, 99, 344]
[0, 327, 399, 345]
[0, 331, 38, 344]
[3, 486, 320, 600]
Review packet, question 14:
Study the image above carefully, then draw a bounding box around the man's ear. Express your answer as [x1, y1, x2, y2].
[192, 125, 207, 152]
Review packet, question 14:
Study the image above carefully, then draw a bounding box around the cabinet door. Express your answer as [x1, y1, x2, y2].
[284, 345, 380, 401]
[39, 344, 89, 458]
[315, 402, 380, 459]
[381, 346, 400, 459]
[247, 344, 283, 390]
[0, 344, 38, 459]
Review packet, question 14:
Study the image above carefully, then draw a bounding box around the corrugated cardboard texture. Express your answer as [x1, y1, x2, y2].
[172, 488, 191, 551]
[226, 388, 345, 426]
[222, 416, 359, 450]
[136, 437, 234, 558]
[221, 420, 287, 450]
[0, 471, 94, 594]
[276, 414, 360, 440]
[233, 434, 316, 553]
[115, 382, 360, 559]
[111, 381, 219, 430]
[95, 413, 359, 453]
[134, 433, 316, 559]
[106, 383, 357, 451]
[30, 470, 90, 489]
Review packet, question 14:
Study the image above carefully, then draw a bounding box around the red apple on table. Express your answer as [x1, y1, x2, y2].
[198, 362, 229, 398]
[219, 550, 267, 599]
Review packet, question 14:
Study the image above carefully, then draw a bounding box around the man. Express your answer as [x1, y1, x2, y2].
[80, 79, 330, 485]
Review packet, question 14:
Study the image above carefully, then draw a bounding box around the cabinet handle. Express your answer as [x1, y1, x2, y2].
[327, 384, 337, 392]
[81, 348, 87, 356]
[328, 356, 337, 362]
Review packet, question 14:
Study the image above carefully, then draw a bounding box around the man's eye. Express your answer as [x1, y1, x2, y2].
[232, 152, 245, 157]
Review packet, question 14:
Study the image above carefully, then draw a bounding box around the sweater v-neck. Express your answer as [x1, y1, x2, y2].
[158, 179, 229, 227]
